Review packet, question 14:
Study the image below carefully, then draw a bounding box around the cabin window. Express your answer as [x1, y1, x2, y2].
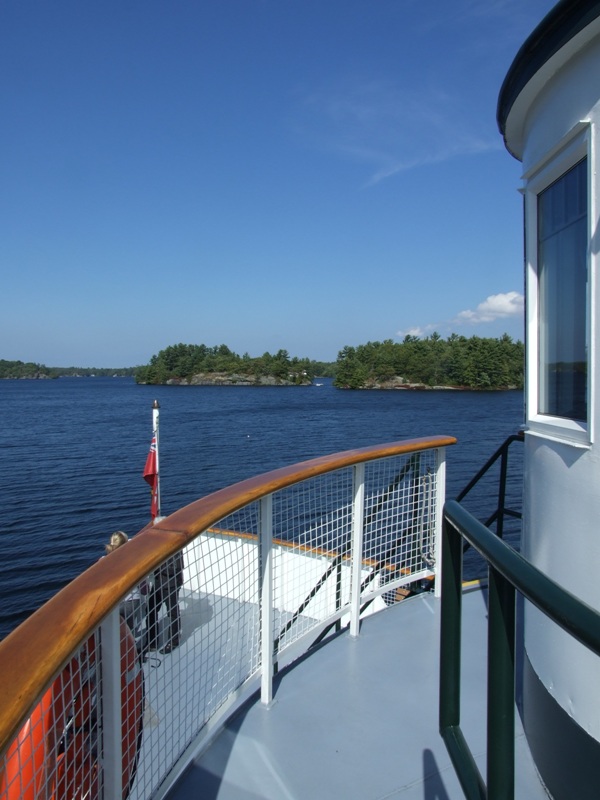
[537, 158, 588, 422]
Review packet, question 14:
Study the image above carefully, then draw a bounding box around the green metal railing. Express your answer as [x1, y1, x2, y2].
[440, 499, 600, 800]
[456, 432, 523, 540]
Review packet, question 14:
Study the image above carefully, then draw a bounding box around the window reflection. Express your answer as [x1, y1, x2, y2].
[537, 159, 587, 421]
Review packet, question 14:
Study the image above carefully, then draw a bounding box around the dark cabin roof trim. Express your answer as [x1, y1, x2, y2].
[497, 0, 600, 154]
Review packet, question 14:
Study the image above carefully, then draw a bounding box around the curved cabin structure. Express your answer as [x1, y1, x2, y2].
[498, 1, 600, 797]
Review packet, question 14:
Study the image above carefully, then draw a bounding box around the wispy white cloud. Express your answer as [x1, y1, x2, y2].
[397, 325, 433, 339]
[397, 291, 524, 339]
[454, 291, 524, 324]
[289, 0, 555, 185]
[293, 79, 501, 185]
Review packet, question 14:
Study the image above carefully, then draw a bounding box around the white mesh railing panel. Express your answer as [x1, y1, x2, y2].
[272, 470, 353, 652]
[271, 451, 441, 659]
[362, 450, 439, 604]
[131, 503, 261, 800]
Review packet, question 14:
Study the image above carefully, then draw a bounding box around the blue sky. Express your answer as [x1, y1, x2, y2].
[1, 0, 556, 367]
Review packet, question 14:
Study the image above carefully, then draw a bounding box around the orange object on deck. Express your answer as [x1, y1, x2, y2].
[0, 618, 143, 800]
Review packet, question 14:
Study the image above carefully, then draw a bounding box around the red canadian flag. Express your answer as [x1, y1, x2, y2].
[143, 434, 159, 518]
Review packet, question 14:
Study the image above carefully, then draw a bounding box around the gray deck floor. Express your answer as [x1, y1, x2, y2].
[168, 587, 548, 799]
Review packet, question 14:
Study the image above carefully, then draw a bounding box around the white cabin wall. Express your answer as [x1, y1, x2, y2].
[518, 39, 600, 173]
[523, 438, 600, 738]
[518, 33, 600, 740]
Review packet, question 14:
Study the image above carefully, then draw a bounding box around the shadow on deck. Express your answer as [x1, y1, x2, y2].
[166, 587, 546, 799]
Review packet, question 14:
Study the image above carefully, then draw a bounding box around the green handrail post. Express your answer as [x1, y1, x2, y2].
[495, 445, 509, 539]
[487, 565, 515, 800]
[442, 496, 600, 800]
[440, 514, 487, 800]
[440, 514, 462, 732]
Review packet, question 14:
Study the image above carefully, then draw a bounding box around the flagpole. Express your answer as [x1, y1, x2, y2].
[152, 399, 161, 519]
[143, 400, 161, 521]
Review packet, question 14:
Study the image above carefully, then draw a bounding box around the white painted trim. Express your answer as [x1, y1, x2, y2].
[522, 122, 590, 182]
[523, 425, 591, 449]
[433, 448, 446, 599]
[260, 493, 274, 706]
[100, 609, 123, 800]
[349, 463, 365, 639]
[524, 126, 592, 447]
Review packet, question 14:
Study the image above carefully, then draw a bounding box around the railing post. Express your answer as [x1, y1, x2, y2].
[487, 565, 515, 800]
[260, 493, 274, 705]
[439, 515, 462, 734]
[496, 444, 509, 539]
[439, 513, 486, 799]
[433, 447, 447, 598]
[350, 463, 366, 638]
[100, 607, 122, 800]
[335, 559, 342, 633]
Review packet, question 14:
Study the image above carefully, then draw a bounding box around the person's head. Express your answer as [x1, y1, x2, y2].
[105, 530, 128, 554]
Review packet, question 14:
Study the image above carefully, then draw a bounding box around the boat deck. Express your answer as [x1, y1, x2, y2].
[166, 586, 547, 799]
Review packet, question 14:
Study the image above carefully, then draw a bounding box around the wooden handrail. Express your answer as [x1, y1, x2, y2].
[0, 435, 455, 753]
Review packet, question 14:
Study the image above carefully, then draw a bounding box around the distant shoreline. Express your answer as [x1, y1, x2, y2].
[149, 372, 313, 387]
[138, 375, 520, 391]
[2, 374, 521, 391]
[340, 381, 521, 391]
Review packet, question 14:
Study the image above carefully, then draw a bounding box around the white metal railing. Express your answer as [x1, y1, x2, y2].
[0, 439, 450, 800]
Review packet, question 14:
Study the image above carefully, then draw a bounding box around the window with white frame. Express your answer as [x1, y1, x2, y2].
[537, 157, 588, 423]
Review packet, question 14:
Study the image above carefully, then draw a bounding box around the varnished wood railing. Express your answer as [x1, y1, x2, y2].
[0, 435, 455, 763]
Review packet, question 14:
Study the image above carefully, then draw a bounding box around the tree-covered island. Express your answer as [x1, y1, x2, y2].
[3, 333, 524, 389]
[135, 344, 333, 385]
[136, 334, 523, 390]
[334, 333, 524, 390]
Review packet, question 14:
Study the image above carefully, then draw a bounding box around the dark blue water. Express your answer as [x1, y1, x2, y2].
[0, 378, 524, 638]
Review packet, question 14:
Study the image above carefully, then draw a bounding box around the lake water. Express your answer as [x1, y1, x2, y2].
[0, 377, 524, 638]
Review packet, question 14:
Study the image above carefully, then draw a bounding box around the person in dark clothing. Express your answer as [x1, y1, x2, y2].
[145, 550, 184, 655]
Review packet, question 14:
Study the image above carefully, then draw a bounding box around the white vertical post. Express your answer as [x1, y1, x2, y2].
[259, 493, 274, 705]
[349, 463, 365, 639]
[433, 447, 447, 599]
[152, 399, 161, 518]
[100, 608, 122, 800]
